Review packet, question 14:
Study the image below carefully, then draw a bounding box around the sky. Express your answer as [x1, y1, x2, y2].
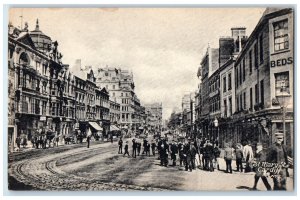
[9, 7, 266, 120]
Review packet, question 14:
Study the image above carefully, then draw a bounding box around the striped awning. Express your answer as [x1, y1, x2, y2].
[88, 122, 103, 131]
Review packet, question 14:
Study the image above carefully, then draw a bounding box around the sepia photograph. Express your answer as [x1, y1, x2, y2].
[6, 5, 294, 192]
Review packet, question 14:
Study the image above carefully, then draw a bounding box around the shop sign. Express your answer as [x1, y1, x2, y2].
[270, 57, 293, 68]
[40, 116, 46, 121]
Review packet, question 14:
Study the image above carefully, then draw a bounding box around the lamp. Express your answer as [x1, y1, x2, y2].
[213, 117, 219, 145]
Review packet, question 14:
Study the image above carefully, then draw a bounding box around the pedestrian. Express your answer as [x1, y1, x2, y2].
[151, 140, 156, 156]
[137, 141, 141, 156]
[160, 139, 169, 167]
[170, 140, 178, 166]
[267, 132, 290, 190]
[16, 135, 21, 149]
[235, 143, 244, 172]
[118, 138, 123, 154]
[178, 142, 184, 167]
[183, 140, 192, 171]
[123, 141, 130, 157]
[224, 143, 234, 173]
[205, 140, 214, 172]
[243, 140, 254, 173]
[55, 135, 59, 147]
[146, 142, 151, 156]
[132, 138, 137, 158]
[87, 135, 91, 148]
[110, 134, 113, 143]
[213, 144, 221, 170]
[157, 138, 163, 160]
[252, 143, 272, 191]
[142, 139, 148, 155]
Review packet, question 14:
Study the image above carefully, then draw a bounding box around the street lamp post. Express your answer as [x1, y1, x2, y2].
[276, 80, 287, 146]
[214, 117, 219, 145]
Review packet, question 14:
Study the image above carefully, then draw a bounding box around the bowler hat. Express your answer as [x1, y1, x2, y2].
[274, 132, 284, 138]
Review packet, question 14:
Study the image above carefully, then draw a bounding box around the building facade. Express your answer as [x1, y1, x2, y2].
[8, 20, 71, 150]
[95, 67, 143, 133]
[233, 8, 294, 149]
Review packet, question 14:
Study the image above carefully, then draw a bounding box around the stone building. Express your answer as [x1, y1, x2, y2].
[8, 20, 70, 150]
[233, 8, 294, 149]
[144, 103, 163, 132]
[95, 67, 143, 133]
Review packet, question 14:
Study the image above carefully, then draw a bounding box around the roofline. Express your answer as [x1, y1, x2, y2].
[235, 8, 293, 64]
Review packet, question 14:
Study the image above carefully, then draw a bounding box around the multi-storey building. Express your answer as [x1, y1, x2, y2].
[95, 67, 143, 132]
[72, 62, 109, 137]
[144, 103, 163, 132]
[233, 8, 294, 148]
[8, 20, 70, 150]
[197, 47, 219, 139]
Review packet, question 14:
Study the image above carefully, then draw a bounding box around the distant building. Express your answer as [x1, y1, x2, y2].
[95, 67, 143, 132]
[144, 103, 163, 132]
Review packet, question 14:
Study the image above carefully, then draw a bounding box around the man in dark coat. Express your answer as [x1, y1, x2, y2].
[170, 140, 178, 166]
[151, 140, 156, 156]
[142, 139, 148, 155]
[267, 132, 289, 190]
[183, 141, 193, 171]
[160, 139, 169, 167]
[137, 141, 141, 156]
[123, 141, 130, 157]
[132, 139, 137, 158]
[86, 135, 91, 148]
[118, 138, 123, 154]
[205, 140, 214, 171]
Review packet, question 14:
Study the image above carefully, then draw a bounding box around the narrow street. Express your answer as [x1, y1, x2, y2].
[8, 139, 294, 191]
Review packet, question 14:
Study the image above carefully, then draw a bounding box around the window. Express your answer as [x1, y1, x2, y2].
[121, 93, 123, 97]
[255, 84, 259, 104]
[239, 64, 242, 85]
[243, 59, 246, 82]
[113, 85, 115, 89]
[275, 72, 290, 95]
[105, 72, 108, 76]
[229, 97, 232, 116]
[228, 73, 232, 90]
[224, 99, 227, 117]
[243, 92, 246, 109]
[254, 43, 258, 68]
[260, 80, 264, 105]
[30, 98, 35, 114]
[249, 50, 252, 74]
[113, 92, 115, 97]
[240, 94, 243, 111]
[250, 88, 253, 110]
[235, 66, 238, 88]
[236, 97, 239, 112]
[42, 101, 47, 115]
[223, 76, 227, 92]
[274, 19, 289, 52]
[259, 34, 264, 63]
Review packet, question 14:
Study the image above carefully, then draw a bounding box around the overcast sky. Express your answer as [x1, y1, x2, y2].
[9, 7, 266, 120]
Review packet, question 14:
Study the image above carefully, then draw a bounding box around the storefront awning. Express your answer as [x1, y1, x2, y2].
[110, 125, 120, 131]
[89, 122, 103, 131]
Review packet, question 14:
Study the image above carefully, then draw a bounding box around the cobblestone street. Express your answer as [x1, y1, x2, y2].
[8, 139, 294, 191]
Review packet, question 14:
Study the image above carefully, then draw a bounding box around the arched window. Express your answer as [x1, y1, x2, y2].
[19, 52, 30, 66]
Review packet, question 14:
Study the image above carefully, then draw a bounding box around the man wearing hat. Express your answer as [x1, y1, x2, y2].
[132, 138, 137, 158]
[252, 143, 272, 190]
[268, 132, 289, 190]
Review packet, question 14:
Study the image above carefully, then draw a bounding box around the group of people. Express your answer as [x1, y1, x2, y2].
[117, 131, 291, 191]
[118, 138, 157, 157]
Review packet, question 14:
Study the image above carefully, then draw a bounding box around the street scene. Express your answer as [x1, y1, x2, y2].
[7, 7, 294, 192]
